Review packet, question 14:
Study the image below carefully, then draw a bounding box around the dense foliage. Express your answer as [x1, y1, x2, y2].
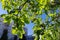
[0, 0, 60, 40]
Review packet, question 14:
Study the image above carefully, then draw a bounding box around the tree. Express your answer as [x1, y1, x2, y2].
[0, 0, 60, 40]
[0, 29, 8, 40]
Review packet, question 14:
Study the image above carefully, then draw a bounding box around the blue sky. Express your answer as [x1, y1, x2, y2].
[0, 3, 7, 15]
[0, 3, 46, 35]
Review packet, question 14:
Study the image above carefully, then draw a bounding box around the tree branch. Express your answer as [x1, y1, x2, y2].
[9, 0, 30, 14]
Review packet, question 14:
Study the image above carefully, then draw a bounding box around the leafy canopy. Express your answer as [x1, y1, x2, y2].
[0, 0, 60, 40]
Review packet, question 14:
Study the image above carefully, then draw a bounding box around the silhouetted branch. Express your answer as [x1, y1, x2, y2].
[0, 29, 8, 40]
